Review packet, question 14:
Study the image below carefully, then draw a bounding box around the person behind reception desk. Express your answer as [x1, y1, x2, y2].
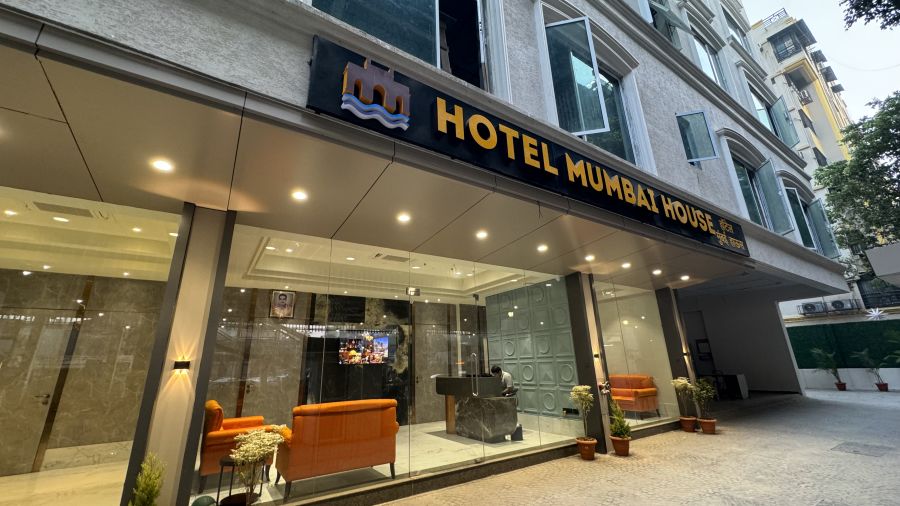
[491, 365, 516, 396]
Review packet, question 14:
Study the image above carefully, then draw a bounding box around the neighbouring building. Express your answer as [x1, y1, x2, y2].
[0, 0, 855, 504]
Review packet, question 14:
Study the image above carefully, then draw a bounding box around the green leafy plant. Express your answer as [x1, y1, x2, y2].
[850, 348, 886, 384]
[671, 377, 696, 416]
[569, 385, 595, 440]
[608, 399, 631, 439]
[810, 348, 843, 383]
[128, 452, 164, 506]
[884, 335, 900, 366]
[691, 379, 716, 420]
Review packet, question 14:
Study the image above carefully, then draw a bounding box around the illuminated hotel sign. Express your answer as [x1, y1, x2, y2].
[307, 37, 749, 257]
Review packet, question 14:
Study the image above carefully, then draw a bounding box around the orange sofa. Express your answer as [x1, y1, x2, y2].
[198, 400, 269, 492]
[275, 399, 399, 500]
[608, 374, 660, 415]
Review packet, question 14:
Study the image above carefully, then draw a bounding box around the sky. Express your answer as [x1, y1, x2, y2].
[743, 0, 900, 121]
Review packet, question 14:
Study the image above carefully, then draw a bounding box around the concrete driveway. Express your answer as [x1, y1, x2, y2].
[384, 390, 900, 505]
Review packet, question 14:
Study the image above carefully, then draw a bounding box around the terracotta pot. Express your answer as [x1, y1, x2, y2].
[876, 383, 889, 392]
[610, 436, 631, 456]
[679, 416, 697, 432]
[698, 418, 717, 434]
[576, 437, 597, 460]
[835, 382, 847, 391]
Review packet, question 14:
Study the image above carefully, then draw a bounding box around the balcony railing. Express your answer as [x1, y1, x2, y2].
[857, 275, 900, 309]
[774, 42, 803, 62]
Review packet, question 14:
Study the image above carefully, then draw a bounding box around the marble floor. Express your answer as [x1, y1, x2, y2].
[190, 416, 580, 505]
[0, 461, 125, 506]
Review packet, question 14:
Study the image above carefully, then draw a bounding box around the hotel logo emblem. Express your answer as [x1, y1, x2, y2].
[341, 59, 411, 130]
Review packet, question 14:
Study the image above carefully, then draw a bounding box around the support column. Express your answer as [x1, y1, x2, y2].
[121, 207, 234, 506]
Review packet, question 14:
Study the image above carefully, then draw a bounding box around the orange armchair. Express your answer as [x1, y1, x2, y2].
[275, 399, 399, 500]
[198, 400, 268, 492]
[608, 374, 660, 415]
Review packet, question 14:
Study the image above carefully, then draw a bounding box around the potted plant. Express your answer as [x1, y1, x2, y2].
[569, 385, 597, 460]
[671, 377, 697, 432]
[850, 348, 889, 391]
[810, 348, 845, 390]
[692, 378, 717, 434]
[608, 399, 632, 456]
[230, 426, 285, 506]
[128, 452, 164, 506]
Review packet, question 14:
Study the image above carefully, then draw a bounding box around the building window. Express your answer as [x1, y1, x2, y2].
[807, 199, 841, 259]
[732, 160, 794, 235]
[313, 0, 489, 89]
[648, 0, 686, 47]
[773, 33, 801, 61]
[799, 108, 816, 133]
[812, 147, 828, 167]
[691, 31, 723, 86]
[749, 89, 800, 147]
[733, 159, 767, 227]
[750, 88, 775, 131]
[785, 187, 817, 249]
[724, 12, 749, 52]
[544, 17, 610, 135]
[584, 68, 635, 163]
[676, 111, 717, 162]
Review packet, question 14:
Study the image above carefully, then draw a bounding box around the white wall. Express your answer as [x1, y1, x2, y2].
[799, 368, 900, 391]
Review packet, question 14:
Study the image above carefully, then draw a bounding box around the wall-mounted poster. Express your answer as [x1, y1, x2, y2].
[269, 290, 296, 318]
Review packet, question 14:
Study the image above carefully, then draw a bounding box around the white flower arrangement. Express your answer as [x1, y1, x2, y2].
[229, 425, 286, 505]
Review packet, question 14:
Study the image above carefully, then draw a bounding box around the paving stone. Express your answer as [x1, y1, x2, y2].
[383, 390, 900, 506]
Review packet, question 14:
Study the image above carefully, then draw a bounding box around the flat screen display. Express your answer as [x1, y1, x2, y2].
[338, 334, 390, 365]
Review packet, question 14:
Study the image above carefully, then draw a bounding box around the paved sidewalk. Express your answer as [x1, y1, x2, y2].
[384, 390, 900, 505]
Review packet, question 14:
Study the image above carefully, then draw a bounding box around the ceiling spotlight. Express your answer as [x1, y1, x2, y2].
[22, 270, 32, 276]
[585, 254, 595, 262]
[475, 230, 488, 240]
[622, 320, 629, 325]
[412, 265, 421, 270]
[132, 227, 142, 233]
[680, 275, 691, 281]
[123, 272, 130, 277]
[652, 269, 662, 276]
[641, 315, 646, 320]
[346, 257, 355, 261]
[397, 212, 411, 223]
[291, 190, 309, 201]
[3, 210, 17, 216]
[151, 159, 174, 172]
[546, 283, 552, 287]
[284, 285, 289, 289]
[466, 273, 474, 277]
[240, 288, 246, 293]
[169, 232, 178, 237]
[53, 216, 69, 223]
[42, 265, 51, 270]
[285, 248, 293, 253]
[343, 290, 348, 294]
[227, 308, 233, 313]
[265, 246, 276, 251]
[437, 299, 441, 302]
[537, 244, 549, 253]
[621, 262, 632, 269]
[98, 313, 104, 317]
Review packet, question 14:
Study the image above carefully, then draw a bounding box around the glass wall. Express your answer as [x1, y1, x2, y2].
[593, 278, 679, 428]
[192, 225, 583, 504]
[0, 186, 178, 503]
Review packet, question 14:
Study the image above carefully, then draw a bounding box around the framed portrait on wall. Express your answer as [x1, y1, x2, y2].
[269, 290, 296, 318]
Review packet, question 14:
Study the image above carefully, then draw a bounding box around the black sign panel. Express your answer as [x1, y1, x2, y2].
[307, 37, 749, 257]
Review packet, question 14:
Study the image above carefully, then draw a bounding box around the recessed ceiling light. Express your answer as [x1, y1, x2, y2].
[123, 272, 130, 277]
[537, 244, 548, 253]
[265, 246, 276, 251]
[343, 290, 348, 294]
[475, 230, 488, 240]
[466, 273, 474, 277]
[621, 262, 631, 269]
[397, 212, 411, 223]
[641, 315, 646, 320]
[680, 275, 690, 281]
[3, 210, 17, 216]
[286, 248, 293, 253]
[346, 257, 355, 261]
[425, 299, 429, 303]
[98, 313, 104, 317]
[514, 305, 518, 310]
[42, 265, 51, 270]
[437, 299, 441, 302]
[394, 295, 399, 298]
[622, 320, 629, 325]
[291, 190, 308, 201]
[227, 308, 233, 313]
[169, 232, 178, 237]
[284, 285, 289, 289]
[22, 270, 32, 276]
[125, 325, 131, 330]
[546, 283, 552, 287]
[53, 216, 69, 223]
[240, 288, 246, 293]
[652, 269, 662, 276]
[585, 254, 595, 262]
[151, 159, 174, 172]
[132, 227, 142, 233]
[412, 266, 421, 270]
[454, 271, 462, 276]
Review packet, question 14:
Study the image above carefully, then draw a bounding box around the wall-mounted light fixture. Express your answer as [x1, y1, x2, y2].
[173, 360, 191, 373]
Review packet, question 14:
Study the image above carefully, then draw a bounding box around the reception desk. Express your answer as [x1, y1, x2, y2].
[435, 376, 517, 442]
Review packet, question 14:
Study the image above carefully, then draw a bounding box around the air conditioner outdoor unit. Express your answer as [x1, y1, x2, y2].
[829, 299, 857, 311]
[798, 302, 826, 315]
